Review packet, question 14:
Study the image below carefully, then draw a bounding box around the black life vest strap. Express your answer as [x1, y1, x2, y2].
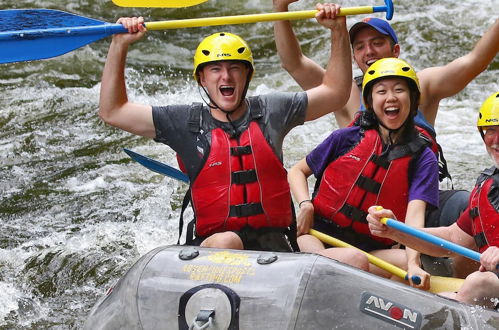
[178, 188, 193, 245]
[473, 232, 488, 250]
[288, 202, 300, 252]
[339, 204, 368, 224]
[386, 133, 430, 161]
[436, 142, 453, 184]
[188, 102, 203, 133]
[356, 175, 382, 194]
[231, 145, 252, 156]
[232, 170, 257, 184]
[476, 166, 497, 186]
[469, 207, 479, 218]
[229, 202, 264, 217]
[177, 103, 207, 245]
[247, 96, 263, 120]
[369, 154, 390, 169]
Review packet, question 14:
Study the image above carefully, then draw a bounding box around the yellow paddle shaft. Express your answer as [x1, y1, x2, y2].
[309, 229, 464, 294]
[144, 7, 374, 30]
[309, 229, 407, 279]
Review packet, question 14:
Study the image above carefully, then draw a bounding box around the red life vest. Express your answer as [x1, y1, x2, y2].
[349, 112, 437, 155]
[349, 111, 451, 182]
[189, 117, 292, 238]
[313, 129, 429, 246]
[468, 168, 499, 253]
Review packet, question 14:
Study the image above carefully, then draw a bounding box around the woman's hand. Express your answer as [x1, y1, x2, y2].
[297, 201, 314, 236]
[366, 205, 397, 239]
[407, 264, 431, 291]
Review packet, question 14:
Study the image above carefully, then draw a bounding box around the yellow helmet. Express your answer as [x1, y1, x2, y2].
[477, 92, 499, 129]
[193, 32, 254, 84]
[362, 58, 420, 107]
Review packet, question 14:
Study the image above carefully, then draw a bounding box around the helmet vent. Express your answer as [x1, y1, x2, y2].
[237, 47, 246, 54]
[367, 70, 375, 75]
[202, 50, 210, 56]
[219, 32, 225, 36]
[402, 67, 410, 72]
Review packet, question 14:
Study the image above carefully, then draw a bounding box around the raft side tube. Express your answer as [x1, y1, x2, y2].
[84, 245, 499, 329]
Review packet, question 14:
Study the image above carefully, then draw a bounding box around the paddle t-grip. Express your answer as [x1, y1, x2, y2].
[384, 0, 394, 20]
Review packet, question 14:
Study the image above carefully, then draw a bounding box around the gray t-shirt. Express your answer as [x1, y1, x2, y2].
[152, 91, 307, 179]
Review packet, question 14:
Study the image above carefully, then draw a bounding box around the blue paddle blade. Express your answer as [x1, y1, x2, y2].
[0, 9, 126, 63]
[123, 148, 190, 183]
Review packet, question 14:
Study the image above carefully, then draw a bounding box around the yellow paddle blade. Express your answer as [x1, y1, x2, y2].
[309, 229, 464, 294]
[429, 276, 464, 294]
[112, 0, 207, 8]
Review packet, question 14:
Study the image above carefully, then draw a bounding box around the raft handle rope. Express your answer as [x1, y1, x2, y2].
[189, 309, 215, 330]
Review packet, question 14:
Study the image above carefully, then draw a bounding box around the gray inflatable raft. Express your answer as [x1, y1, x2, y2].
[84, 245, 499, 329]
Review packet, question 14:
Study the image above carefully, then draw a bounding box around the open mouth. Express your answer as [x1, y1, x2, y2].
[384, 107, 400, 119]
[220, 86, 235, 96]
[366, 59, 378, 67]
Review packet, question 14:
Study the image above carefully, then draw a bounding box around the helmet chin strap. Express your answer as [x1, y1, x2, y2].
[198, 76, 251, 136]
[377, 114, 411, 146]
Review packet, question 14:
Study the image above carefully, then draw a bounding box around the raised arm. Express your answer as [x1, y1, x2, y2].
[418, 18, 499, 126]
[99, 17, 155, 138]
[272, 0, 326, 90]
[304, 3, 352, 121]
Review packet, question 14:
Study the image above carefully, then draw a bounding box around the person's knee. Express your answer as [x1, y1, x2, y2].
[457, 271, 499, 306]
[201, 232, 243, 249]
[465, 271, 498, 288]
[318, 248, 369, 272]
[297, 234, 324, 253]
[345, 250, 369, 271]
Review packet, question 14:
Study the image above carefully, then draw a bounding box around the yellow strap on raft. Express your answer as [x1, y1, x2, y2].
[309, 229, 464, 294]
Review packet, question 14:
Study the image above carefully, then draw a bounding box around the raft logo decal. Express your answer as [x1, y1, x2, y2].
[203, 251, 252, 266]
[182, 251, 255, 284]
[359, 292, 422, 329]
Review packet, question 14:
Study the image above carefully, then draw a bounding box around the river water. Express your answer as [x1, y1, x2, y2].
[0, 0, 497, 328]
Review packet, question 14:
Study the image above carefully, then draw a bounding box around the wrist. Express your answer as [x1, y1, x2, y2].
[273, 2, 289, 11]
[298, 199, 312, 208]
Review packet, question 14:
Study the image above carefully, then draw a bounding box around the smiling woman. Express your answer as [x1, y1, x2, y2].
[361, 57, 421, 145]
[370, 78, 411, 134]
[288, 57, 440, 290]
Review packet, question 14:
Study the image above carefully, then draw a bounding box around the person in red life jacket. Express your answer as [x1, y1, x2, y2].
[98, 5, 369, 259]
[367, 92, 499, 309]
[288, 58, 439, 289]
[273, 1, 499, 273]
